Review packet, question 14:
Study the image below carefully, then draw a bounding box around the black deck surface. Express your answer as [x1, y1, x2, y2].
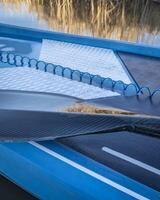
[59, 131, 160, 192]
[118, 52, 160, 91]
[0, 175, 37, 200]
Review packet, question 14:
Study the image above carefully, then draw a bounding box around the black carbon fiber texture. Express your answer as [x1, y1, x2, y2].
[0, 109, 159, 141]
[0, 90, 159, 141]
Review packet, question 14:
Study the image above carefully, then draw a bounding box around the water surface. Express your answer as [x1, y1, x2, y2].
[0, 0, 160, 46]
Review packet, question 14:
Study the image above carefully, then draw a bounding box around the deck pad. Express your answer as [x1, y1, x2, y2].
[40, 39, 132, 84]
[0, 67, 117, 99]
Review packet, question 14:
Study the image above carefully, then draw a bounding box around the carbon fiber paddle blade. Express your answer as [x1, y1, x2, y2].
[0, 109, 159, 141]
[87, 95, 160, 117]
[0, 109, 126, 141]
[0, 90, 159, 141]
[0, 90, 120, 141]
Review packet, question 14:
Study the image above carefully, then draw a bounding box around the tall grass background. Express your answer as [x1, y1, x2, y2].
[1, 0, 160, 44]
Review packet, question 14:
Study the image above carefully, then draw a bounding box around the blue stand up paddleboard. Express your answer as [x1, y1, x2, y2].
[0, 23, 160, 200]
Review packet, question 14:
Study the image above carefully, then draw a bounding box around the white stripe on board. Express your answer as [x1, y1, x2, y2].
[102, 146, 160, 176]
[29, 142, 149, 200]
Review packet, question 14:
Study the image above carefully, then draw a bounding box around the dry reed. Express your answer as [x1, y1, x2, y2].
[0, 0, 160, 44]
[64, 103, 135, 115]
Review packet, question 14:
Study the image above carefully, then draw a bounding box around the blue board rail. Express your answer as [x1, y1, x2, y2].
[0, 23, 160, 58]
[0, 141, 159, 200]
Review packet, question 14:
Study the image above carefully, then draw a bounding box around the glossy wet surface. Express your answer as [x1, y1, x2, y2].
[0, 90, 79, 112]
